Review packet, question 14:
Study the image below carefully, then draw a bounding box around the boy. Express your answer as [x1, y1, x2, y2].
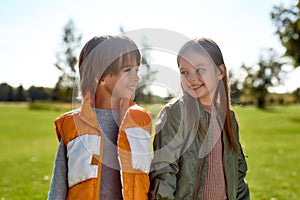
[48, 35, 152, 200]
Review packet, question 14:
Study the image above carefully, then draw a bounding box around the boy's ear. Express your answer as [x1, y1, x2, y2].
[217, 64, 226, 80]
[99, 79, 105, 86]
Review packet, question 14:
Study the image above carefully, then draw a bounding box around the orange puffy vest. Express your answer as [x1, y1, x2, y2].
[54, 95, 152, 200]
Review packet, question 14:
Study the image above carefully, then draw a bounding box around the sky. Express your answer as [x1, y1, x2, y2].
[1, 0, 299, 94]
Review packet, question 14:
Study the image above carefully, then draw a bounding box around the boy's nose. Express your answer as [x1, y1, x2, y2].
[133, 71, 140, 81]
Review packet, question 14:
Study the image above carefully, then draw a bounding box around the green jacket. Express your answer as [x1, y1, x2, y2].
[149, 99, 249, 200]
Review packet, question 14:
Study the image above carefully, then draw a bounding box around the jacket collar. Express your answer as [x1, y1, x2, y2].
[79, 92, 99, 130]
[78, 92, 136, 130]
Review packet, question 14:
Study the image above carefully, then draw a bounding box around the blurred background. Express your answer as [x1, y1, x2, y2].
[0, 0, 299, 199]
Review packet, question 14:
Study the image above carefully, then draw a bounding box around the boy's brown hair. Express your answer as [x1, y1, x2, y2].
[78, 35, 141, 98]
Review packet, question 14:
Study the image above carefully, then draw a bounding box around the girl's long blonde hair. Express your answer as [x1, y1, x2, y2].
[177, 38, 237, 151]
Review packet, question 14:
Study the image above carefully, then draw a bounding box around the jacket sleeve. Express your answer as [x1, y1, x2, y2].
[237, 144, 250, 200]
[48, 140, 68, 200]
[149, 105, 182, 200]
[232, 112, 250, 200]
[149, 163, 179, 200]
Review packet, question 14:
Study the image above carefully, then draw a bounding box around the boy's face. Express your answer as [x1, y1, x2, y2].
[102, 60, 140, 102]
[179, 50, 222, 105]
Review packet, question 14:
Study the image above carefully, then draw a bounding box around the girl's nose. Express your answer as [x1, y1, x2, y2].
[187, 72, 198, 82]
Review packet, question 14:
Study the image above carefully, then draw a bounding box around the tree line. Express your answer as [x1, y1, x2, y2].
[0, 83, 53, 102]
[1, 1, 299, 109]
[229, 0, 300, 108]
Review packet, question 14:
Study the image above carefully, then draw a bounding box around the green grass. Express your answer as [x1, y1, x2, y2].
[0, 103, 299, 199]
[235, 105, 300, 200]
[0, 103, 69, 200]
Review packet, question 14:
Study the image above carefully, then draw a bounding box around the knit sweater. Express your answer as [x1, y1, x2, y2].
[201, 107, 227, 199]
[202, 135, 227, 199]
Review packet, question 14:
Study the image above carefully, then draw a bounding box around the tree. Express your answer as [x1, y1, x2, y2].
[242, 48, 286, 109]
[119, 27, 158, 104]
[292, 87, 300, 103]
[15, 85, 27, 101]
[0, 83, 14, 101]
[135, 38, 158, 104]
[228, 69, 243, 105]
[28, 86, 52, 101]
[271, 1, 300, 68]
[53, 19, 82, 101]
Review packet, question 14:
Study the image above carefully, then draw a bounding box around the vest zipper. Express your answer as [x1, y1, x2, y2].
[193, 112, 209, 200]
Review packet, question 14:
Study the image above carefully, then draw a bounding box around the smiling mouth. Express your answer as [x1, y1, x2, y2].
[189, 84, 204, 89]
[128, 85, 136, 90]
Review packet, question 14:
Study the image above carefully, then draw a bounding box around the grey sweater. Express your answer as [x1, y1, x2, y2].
[48, 109, 122, 199]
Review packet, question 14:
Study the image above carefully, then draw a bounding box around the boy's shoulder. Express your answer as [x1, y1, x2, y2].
[129, 104, 151, 115]
[55, 108, 81, 123]
[127, 104, 152, 124]
[120, 103, 152, 130]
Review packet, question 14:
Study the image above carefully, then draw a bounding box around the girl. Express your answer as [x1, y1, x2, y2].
[48, 35, 152, 200]
[150, 38, 249, 200]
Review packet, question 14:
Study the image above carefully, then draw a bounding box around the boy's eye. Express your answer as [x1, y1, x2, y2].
[180, 70, 188, 75]
[123, 66, 132, 72]
[124, 68, 131, 72]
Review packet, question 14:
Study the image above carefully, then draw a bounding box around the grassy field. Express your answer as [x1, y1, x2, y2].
[0, 103, 299, 199]
[0, 103, 71, 200]
[234, 105, 300, 200]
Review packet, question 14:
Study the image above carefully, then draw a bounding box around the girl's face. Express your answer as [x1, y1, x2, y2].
[179, 50, 224, 105]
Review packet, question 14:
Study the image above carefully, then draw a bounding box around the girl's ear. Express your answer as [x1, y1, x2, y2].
[217, 64, 226, 80]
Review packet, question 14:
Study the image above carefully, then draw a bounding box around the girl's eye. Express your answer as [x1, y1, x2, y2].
[196, 68, 205, 73]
